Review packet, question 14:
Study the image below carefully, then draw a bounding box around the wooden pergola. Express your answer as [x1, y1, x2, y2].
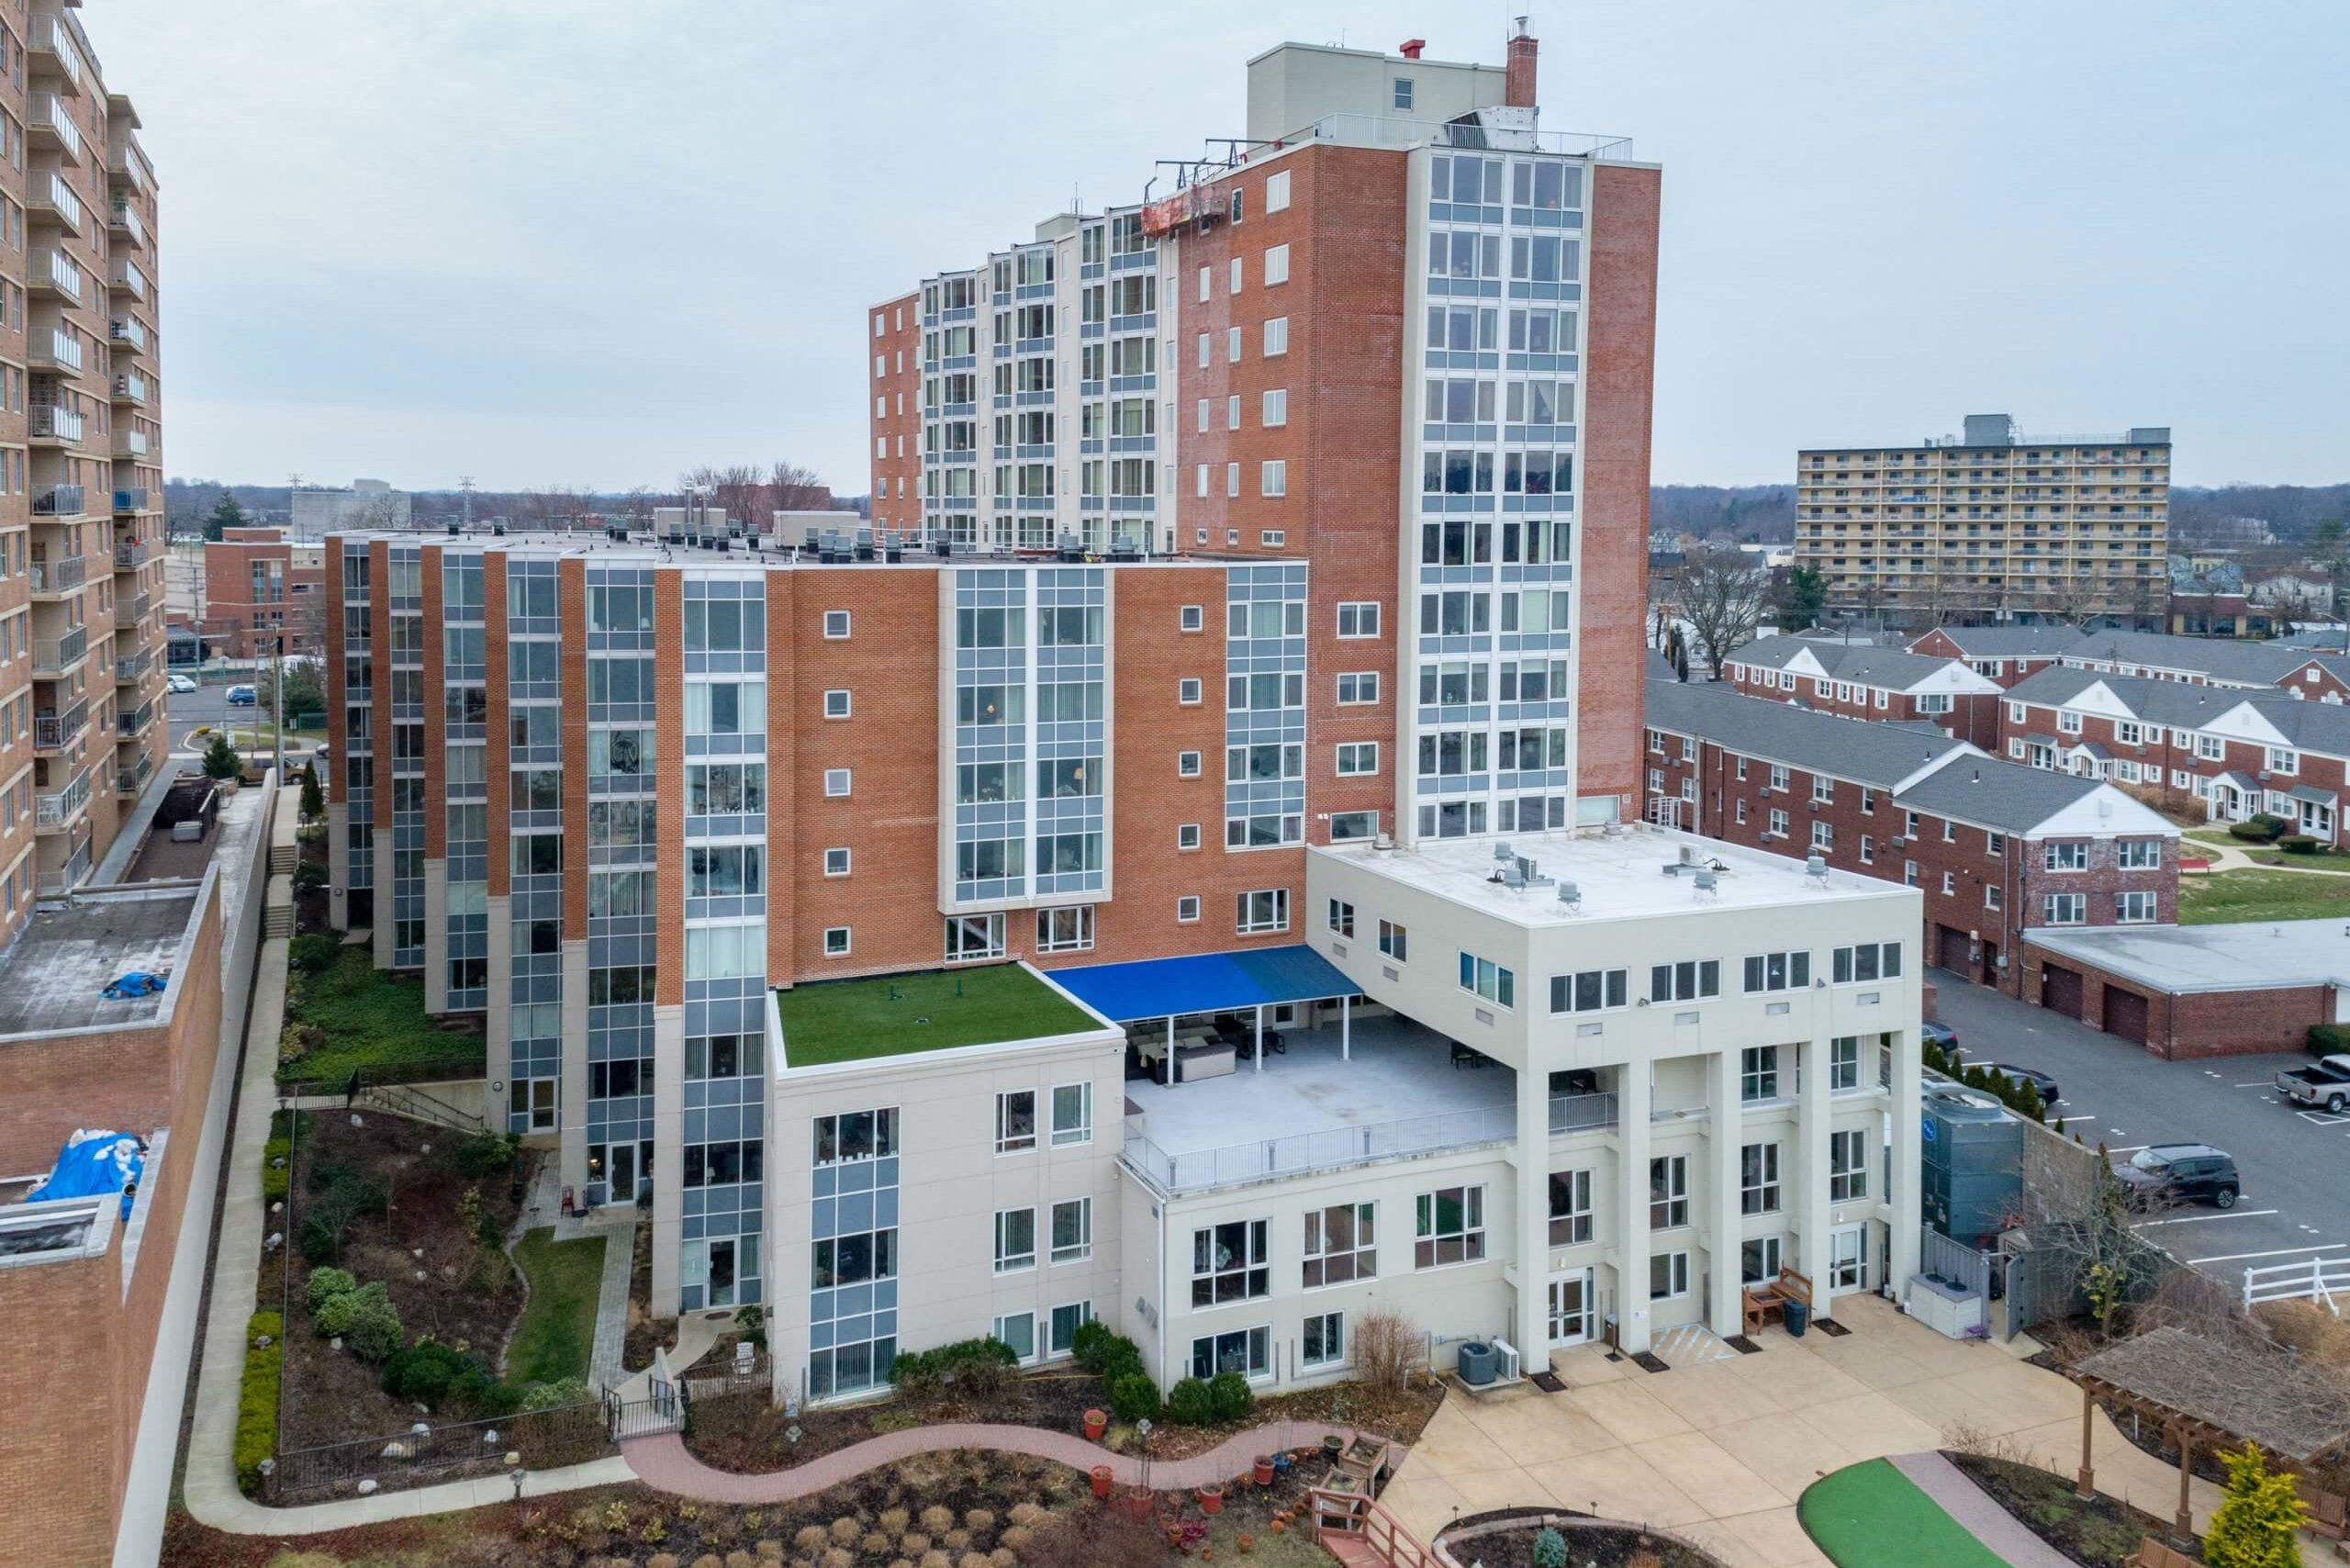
[2074, 1326, 2350, 1541]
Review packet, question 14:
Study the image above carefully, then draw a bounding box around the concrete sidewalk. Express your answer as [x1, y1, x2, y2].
[1890, 1451, 2074, 1568]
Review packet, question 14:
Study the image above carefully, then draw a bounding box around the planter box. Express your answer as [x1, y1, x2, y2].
[1905, 1271, 1985, 1339]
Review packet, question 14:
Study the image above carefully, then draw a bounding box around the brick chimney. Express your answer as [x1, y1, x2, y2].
[1505, 17, 1539, 108]
[1398, 38, 1426, 60]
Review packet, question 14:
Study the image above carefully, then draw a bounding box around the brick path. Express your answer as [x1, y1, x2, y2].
[622, 1419, 1361, 1505]
[1889, 1451, 2077, 1568]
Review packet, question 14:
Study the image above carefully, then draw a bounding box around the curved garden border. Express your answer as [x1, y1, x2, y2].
[1433, 1505, 1730, 1568]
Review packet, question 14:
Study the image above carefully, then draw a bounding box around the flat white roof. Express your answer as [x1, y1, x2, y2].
[1315, 823, 1905, 929]
[2029, 919, 2350, 995]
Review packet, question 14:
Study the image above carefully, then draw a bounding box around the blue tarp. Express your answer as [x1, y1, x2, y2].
[24, 1129, 145, 1218]
[1049, 944, 1358, 1024]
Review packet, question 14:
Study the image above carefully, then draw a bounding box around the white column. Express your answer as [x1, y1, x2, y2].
[1340, 995, 1351, 1060]
[1797, 1032, 1834, 1317]
[1516, 1066, 1550, 1365]
[1707, 1047, 1743, 1337]
[422, 859, 450, 1014]
[650, 1002, 688, 1317]
[327, 800, 350, 930]
[370, 826, 394, 969]
[484, 893, 512, 1108]
[1617, 1061, 1652, 1354]
[1889, 1027, 1923, 1292]
[1253, 1004, 1263, 1072]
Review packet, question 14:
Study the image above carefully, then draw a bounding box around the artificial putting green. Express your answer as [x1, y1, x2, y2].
[1797, 1459, 2006, 1568]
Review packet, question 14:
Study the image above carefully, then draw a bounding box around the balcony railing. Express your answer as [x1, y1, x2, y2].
[108, 259, 148, 301]
[30, 404, 84, 442]
[109, 131, 151, 195]
[118, 753, 154, 796]
[116, 591, 150, 627]
[28, 170, 84, 232]
[114, 428, 148, 458]
[28, 92, 83, 162]
[37, 844, 93, 894]
[31, 248, 84, 302]
[31, 484, 85, 516]
[107, 197, 145, 250]
[35, 700, 89, 751]
[115, 649, 151, 684]
[1123, 1101, 1516, 1194]
[31, 326, 83, 373]
[117, 700, 154, 738]
[113, 487, 149, 514]
[113, 539, 151, 570]
[34, 627, 87, 674]
[109, 317, 147, 352]
[31, 17, 85, 95]
[29, 554, 88, 593]
[1548, 1091, 1619, 1136]
[112, 372, 147, 403]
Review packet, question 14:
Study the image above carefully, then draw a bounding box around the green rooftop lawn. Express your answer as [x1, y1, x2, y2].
[778, 965, 1099, 1067]
[1799, 1460, 2005, 1568]
[2179, 867, 2350, 924]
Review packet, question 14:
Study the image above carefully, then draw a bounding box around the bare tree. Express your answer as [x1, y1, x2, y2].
[2125, 569, 2168, 634]
[2038, 569, 2103, 632]
[769, 461, 829, 513]
[1350, 1307, 1423, 1399]
[1673, 544, 1770, 678]
[1915, 561, 1970, 630]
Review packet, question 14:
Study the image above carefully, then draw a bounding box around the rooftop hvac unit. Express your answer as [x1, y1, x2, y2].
[1679, 845, 1696, 866]
[1557, 881, 1582, 908]
[1694, 871, 1718, 893]
[1493, 841, 1516, 863]
[1806, 853, 1828, 878]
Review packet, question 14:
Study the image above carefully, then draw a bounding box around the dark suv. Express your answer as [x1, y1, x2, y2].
[2112, 1144, 2240, 1210]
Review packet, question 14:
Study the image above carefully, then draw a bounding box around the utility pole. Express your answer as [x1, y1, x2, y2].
[459, 476, 476, 530]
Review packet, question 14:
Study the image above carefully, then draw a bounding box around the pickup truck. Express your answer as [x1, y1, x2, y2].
[2277, 1054, 2350, 1114]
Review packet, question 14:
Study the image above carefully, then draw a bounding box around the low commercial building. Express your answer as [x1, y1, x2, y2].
[2021, 919, 2350, 1058]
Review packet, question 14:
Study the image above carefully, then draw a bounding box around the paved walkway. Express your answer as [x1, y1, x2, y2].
[622, 1419, 1361, 1505]
[2183, 833, 2350, 876]
[1890, 1451, 2075, 1568]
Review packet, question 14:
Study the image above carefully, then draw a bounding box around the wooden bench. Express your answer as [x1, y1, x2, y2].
[2296, 1481, 2349, 1559]
[1740, 1265, 1814, 1335]
[2128, 1536, 2201, 1568]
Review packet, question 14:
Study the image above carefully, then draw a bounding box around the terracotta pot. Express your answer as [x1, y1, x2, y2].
[1253, 1456, 1274, 1487]
[1237, 1533, 1255, 1554]
[1198, 1484, 1224, 1514]
[1091, 1465, 1113, 1499]
[1270, 1519, 1286, 1536]
[1084, 1407, 1108, 1441]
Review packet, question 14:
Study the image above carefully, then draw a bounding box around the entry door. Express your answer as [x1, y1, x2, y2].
[608, 1145, 636, 1203]
[708, 1239, 738, 1307]
[1828, 1225, 1867, 1295]
[1547, 1270, 1594, 1345]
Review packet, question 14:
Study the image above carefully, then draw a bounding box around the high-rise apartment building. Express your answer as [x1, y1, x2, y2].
[320, 33, 1923, 1403]
[0, 0, 167, 935]
[1795, 413, 2170, 627]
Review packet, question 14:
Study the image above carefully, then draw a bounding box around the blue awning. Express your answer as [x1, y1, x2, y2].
[1049, 945, 1358, 1024]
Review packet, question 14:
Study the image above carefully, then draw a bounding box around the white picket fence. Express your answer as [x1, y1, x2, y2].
[2243, 1254, 2350, 1314]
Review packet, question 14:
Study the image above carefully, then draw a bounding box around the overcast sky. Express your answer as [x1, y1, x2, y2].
[108, 0, 2346, 495]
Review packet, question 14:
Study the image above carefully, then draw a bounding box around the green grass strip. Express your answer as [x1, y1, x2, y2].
[506, 1226, 607, 1387]
[1798, 1459, 2007, 1568]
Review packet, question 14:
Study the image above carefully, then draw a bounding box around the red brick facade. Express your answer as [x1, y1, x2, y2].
[1723, 662, 2001, 751]
[2020, 943, 2327, 1060]
[1906, 630, 2067, 691]
[867, 292, 922, 533]
[202, 526, 324, 660]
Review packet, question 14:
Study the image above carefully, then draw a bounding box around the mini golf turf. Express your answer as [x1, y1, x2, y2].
[1798, 1459, 2006, 1568]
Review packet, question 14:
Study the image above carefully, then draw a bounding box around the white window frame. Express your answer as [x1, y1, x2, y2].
[822, 926, 851, 957]
[1263, 388, 1288, 427]
[1650, 1250, 1692, 1301]
[1263, 316, 1289, 356]
[1178, 678, 1203, 705]
[822, 610, 851, 639]
[1263, 244, 1290, 286]
[1336, 741, 1379, 777]
[1337, 601, 1381, 639]
[993, 1206, 1037, 1272]
[823, 767, 852, 797]
[994, 1089, 1037, 1155]
[1050, 1196, 1093, 1264]
[822, 847, 851, 877]
[1176, 895, 1202, 923]
[822, 689, 851, 719]
[1177, 823, 1202, 850]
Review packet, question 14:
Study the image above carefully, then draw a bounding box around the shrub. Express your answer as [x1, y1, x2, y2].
[2231, 813, 2287, 843]
[318, 1280, 403, 1360]
[1352, 1307, 1421, 1398]
[262, 1137, 293, 1202]
[1071, 1320, 1146, 1384]
[453, 1131, 519, 1179]
[1206, 1370, 1253, 1423]
[203, 731, 241, 781]
[1108, 1371, 1159, 1425]
[735, 1302, 767, 1349]
[891, 1336, 1020, 1402]
[522, 1376, 594, 1410]
[1165, 1376, 1215, 1426]
[288, 933, 339, 974]
[314, 1279, 388, 1337]
[304, 1266, 358, 1314]
[382, 1337, 476, 1404]
[2205, 1441, 2306, 1567]
[1530, 1525, 1570, 1568]
[2312, 1024, 2350, 1057]
[2280, 834, 2323, 855]
[237, 1312, 284, 1495]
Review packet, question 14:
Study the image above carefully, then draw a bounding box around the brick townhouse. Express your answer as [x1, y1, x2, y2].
[1718, 634, 2003, 748]
[2055, 627, 2350, 697]
[1999, 665, 2350, 844]
[1644, 678, 2177, 995]
[1906, 625, 2078, 690]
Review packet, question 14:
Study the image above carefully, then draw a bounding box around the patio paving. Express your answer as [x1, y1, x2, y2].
[1379, 1293, 2229, 1568]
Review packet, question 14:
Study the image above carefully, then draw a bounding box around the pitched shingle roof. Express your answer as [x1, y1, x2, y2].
[1888, 756, 2110, 834]
[1726, 636, 1972, 692]
[2006, 666, 2350, 757]
[1642, 678, 1969, 790]
[1909, 625, 2080, 658]
[2061, 629, 2318, 687]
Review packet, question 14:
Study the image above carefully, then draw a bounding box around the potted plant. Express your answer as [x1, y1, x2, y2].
[1198, 1484, 1224, 1514]
[1237, 1533, 1255, 1554]
[1091, 1464, 1113, 1499]
[1253, 1455, 1274, 1486]
[1084, 1407, 1109, 1441]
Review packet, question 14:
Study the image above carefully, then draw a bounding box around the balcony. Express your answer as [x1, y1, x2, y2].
[115, 649, 151, 684]
[36, 845, 94, 896]
[109, 317, 147, 353]
[28, 170, 84, 234]
[35, 700, 89, 752]
[29, 554, 89, 595]
[31, 17, 85, 95]
[107, 196, 145, 250]
[30, 404, 84, 443]
[37, 772, 93, 833]
[1118, 1018, 1516, 1195]
[34, 627, 88, 675]
[114, 428, 148, 458]
[112, 487, 149, 514]
[117, 700, 155, 739]
[29, 92, 84, 163]
[111, 370, 147, 405]
[109, 132, 151, 196]
[117, 753, 154, 797]
[30, 248, 84, 302]
[1549, 1090, 1620, 1136]
[113, 539, 151, 570]
[31, 484, 85, 517]
[108, 259, 148, 302]
[29, 326, 83, 374]
[116, 591, 151, 628]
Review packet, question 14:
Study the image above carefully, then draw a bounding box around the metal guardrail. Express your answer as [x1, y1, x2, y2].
[1124, 1100, 1516, 1193]
[268, 1399, 610, 1500]
[1548, 1091, 1617, 1134]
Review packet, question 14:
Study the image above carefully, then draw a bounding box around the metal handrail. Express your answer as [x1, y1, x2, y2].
[1123, 1100, 1515, 1194]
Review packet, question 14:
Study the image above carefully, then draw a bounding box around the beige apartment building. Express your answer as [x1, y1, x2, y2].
[1796, 413, 2169, 628]
[0, 0, 168, 931]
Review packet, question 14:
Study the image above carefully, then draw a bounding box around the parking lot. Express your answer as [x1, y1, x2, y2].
[1928, 968, 2350, 1289]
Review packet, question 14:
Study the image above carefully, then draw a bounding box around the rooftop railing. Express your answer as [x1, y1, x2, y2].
[1299, 111, 1634, 162]
[1123, 1100, 1516, 1194]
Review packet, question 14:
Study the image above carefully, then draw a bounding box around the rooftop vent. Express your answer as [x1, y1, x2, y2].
[1556, 880, 1582, 909]
[1493, 841, 1516, 863]
[1694, 870, 1718, 894]
[1806, 853, 1828, 879]
[1399, 37, 1426, 59]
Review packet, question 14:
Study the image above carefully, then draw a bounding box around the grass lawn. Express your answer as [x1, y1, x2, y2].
[1799, 1460, 2005, 1568]
[778, 964, 1101, 1067]
[277, 946, 487, 1084]
[2182, 827, 2236, 846]
[2178, 867, 2350, 924]
[506, 1226, 607, 1386]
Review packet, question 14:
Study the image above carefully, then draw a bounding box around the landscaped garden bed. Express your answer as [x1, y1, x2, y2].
[1438, 1508, 1727, 1568]
[278, 940, 487, 1087]
[1945, 1450, 2189, 1568]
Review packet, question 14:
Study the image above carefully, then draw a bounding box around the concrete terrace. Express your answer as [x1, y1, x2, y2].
[0, 885, 200, 1036]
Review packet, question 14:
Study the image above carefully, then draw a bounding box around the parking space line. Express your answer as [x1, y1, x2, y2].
[2233, 1081, 2276, 1089]
[2136, 1209, 2278, 1226]
[2298, 1112, 2350, 1127]
[2188, 1243, 2349, 1265]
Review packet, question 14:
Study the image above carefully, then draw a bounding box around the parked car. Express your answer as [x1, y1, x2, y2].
[1921, 1020, 1958, 1052]
[2112, 1144, 2241, 1210]
[166, 673, 197, 694]
[1987, 1063, 2061, 1106]
[2276, 1054, 2350, 1114]
[225, 685, 256, 706]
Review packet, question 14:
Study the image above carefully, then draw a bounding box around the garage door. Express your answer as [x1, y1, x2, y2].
[2042, 963, 2084, 1018]
[2103, 986, 2150, 1046]
[1938, 924, 1975, 975]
